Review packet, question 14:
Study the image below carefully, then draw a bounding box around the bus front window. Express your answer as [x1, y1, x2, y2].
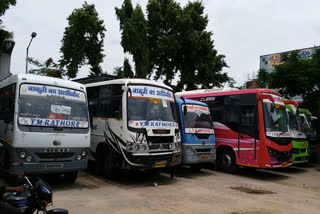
[128, 98, 177, 125]
[18, 84, 89, 129]
[182, 104, 213, 134]
[288, 111, 300, 133]
[263, 103, 288, 133]
[127, 86, 178, 129]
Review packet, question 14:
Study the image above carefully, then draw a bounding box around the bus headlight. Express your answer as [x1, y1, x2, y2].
[141, 145, 147, 151]
[81, 150, 87, 157]
[26, 156, 33, 162]
[134, 145, 140, 151]
[19, 151, 27, 159]
[76, 155, 82, 160]
[126, 141, 134, 151]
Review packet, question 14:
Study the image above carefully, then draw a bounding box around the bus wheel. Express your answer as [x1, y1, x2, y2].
[95, 147, 105, 176]
[102, 150, 116, 179]
[0, 149, 10, 169]
[64, 171, 78, 183]
[219, 149, 237, 173]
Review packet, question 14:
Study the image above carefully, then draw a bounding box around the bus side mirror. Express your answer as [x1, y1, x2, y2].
[183, 105, 187, 116]
[257, 94, 275, 103]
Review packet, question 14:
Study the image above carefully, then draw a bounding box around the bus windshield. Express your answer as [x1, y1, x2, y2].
[18, 84, 88, 128]
[287, 111, 301, 133]
[182, 104, 213, 134]
[127, 85, 178, 129]
[263, 103, 288, 133]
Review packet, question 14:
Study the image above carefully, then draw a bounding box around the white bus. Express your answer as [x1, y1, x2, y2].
[83, 78, 181, 178]
[0, 73, 90, 182]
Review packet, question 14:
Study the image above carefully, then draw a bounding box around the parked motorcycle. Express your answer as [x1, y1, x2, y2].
[3, 176, 68, 214]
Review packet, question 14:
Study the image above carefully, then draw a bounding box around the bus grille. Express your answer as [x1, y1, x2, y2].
[152, 129, 170, 134]
[149, 143, 172, 150]
[195, 148, 212, 153]
[194, 134, 210, 139]
[35, 152, 74, 159]
[147, 136, 173, 144]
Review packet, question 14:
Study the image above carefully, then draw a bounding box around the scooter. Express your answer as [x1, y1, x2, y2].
[3, 176, 68, 214]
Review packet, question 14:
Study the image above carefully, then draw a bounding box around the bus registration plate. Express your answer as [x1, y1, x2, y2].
[200, 155, 208, 160]
[282, 162, 288, 167]
[155, 161, 167, 168]
[45, 163, 64, 168]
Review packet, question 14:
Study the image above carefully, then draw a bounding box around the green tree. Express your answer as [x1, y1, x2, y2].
[147, 0, 229, 90]
[115, 0, 150, 78]
[113, 58, 134, 78]
[257, 68, 269, 88]
[146, 0, 182, 86]
[269, 49, 320, 116]
[60, 2, 106, 78]
[28, 57, 65, 78]
[116, 0, 229, 90]
[175, 1, 229, 90]
[0, 0, 16, 44]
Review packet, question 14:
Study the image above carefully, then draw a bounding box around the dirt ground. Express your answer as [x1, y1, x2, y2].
[49, 163, 320, 214]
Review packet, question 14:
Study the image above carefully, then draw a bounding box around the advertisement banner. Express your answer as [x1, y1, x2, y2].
[128, 120, 178, 129]
[128, 85, 174, 102]
[20, 84, 86, 102]
[18, 117, 88, 128]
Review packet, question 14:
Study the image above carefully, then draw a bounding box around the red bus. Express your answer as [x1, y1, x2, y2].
[176, 89, 292, 173]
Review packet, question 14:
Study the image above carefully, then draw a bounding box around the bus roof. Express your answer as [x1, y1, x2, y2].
[176, 88, 281, 99]
[299, 108, 311, 115]
[84, 78, 173, 91]
[0, 73, 86, 91]
[176, 98, 208, 106]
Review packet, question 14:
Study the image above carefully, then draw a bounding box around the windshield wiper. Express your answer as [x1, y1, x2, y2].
[192, 128, 204, 136]
[53, 126, 64, 131]
[277, 130, 287, 141]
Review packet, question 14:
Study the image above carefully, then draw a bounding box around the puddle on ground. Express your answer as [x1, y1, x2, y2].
[230, 186, 276, 194]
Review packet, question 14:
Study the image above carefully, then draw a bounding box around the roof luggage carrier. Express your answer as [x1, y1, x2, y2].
[73, 75, 119, 84]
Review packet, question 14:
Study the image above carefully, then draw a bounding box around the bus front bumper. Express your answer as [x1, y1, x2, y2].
[11, 160, 87, 174]
[182, 145, 216, 164]
[125, 151, 181, 169]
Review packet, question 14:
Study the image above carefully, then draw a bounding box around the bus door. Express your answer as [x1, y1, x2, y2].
[238, 94, 259, 164]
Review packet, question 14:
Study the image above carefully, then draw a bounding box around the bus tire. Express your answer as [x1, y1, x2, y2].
[219, 149, 237, 173]
[95, 145, 105, 176]
[64, 171, 78, 183]
[0, 149, 10, 169]
[102, 150, 117, 179]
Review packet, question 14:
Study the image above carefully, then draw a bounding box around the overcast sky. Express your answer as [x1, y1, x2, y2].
[2, 0, 320, 86]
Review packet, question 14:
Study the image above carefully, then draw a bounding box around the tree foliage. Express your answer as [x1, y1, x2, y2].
[115, 0, 150, 78]
[175, 1, 229, 90]
[147, 0, 182, 86]
[116, 0, 229, 90]
[257, 68, 269, 88]
[269, 49, 320, 115]
[113, 58, 134, 78]
[0, 0, 16, 44]
[28, 57, 66, 78]
[60, 2, 106, 78]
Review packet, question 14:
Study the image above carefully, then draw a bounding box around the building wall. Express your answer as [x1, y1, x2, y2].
[260, 46, 320, 73]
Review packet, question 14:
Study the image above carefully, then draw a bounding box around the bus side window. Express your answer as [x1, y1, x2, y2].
[98, 85, 122, 118]
[0, 84, 16, 123]
[240, 94, 259, 139]
[87, 86, 100, 117]
[209, 95, 240, 132]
